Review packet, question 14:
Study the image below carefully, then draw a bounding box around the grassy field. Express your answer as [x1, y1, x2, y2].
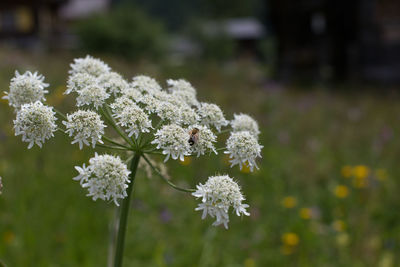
[0, 49, 400, 266]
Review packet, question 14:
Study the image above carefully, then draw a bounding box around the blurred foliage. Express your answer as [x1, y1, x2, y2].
[0, 49, 400, 266]
[131, 0, 266, 30]
[185, 20, 236, 62]
[74, 5, 166, 60]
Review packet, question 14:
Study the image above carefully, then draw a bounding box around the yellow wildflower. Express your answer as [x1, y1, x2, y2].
[378, 252, 394, 267]
[353, 165, 370, 179]
[332, 220, 346, 232]
[244, 258, 256, 267]
[281, 196, 297, 209]
[334, 185, 349, 198]
[299, 208, 311, 220]
[240, 162, 251, 173]
[282, 232, 299, 246]
[179, 156, 192, 166]
[3, 230, 15, 245]
[336, 233, 349, 246]
[341, 165, 353, 178]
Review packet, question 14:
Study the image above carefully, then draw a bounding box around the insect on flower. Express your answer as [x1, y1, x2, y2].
[188, 127, 200, 146]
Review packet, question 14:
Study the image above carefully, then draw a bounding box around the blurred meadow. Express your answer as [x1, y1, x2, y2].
[1, 49, 400, 266]
[1, 0, 400, 266]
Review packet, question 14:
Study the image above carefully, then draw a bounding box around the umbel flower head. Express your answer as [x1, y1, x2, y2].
[74, 153, 131, 206]
[3, 71, 49, 109]
[151, 124, 191, 162]
[69, 55, 110, 77]
[6, 55, 262, 232]
[225, 131, 263, 172]
[198, 103, 229, 132]
[192, 175, 249, 229]
[231, 113, 260, 138]
[14, 101, 57, 149]
[63, 110, 106, 149]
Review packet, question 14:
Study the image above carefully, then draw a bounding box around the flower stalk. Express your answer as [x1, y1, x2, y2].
[113, 153, 141, 267]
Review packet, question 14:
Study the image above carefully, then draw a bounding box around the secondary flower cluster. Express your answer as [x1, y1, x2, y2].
[192, 175, 249, 229]
[74, 153, 130, 206]
[3, 55, 263, 228]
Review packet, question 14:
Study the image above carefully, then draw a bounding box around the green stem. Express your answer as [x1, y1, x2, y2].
[100, 107, 134, 147]
[103, 136, 131, 149]
[96, 144, 130, 151]
[142, 154, 195, 193]
[54, 108, 67, 120]
[113, 153, 141, 267]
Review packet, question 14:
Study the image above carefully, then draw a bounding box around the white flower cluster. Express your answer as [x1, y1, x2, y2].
[63, 110, 106, 149]
[188, 125, 217, 157]
[111, 97, 152, 138]
[69, 55, 110, 77]
[198, 103, 229, 132]
[76, 83, 110, 109]
[66, 56, 125, 109]
[131, 75, 162, 94]
[178, 105, 200, 126]
[14, 101, 57, 149]
[98, 72, 129, 96]
[74, 153, 130, 206]
[3, 71, 49, 108]
[192, 175, 249, 229]
[231, 113, 260, 138]
[154, 101, 181, 123]
[225, 131, 263, 172]
[151, 124, 191, 162]
[167, 79, 198, 106]
[6, 56, 263, 229]
[66, 73, 97, 95]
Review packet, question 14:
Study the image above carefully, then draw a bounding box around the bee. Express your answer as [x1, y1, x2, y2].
[188, 127, 200, 146]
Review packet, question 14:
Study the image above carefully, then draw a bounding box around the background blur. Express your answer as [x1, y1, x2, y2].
[0, 0, 400, 266]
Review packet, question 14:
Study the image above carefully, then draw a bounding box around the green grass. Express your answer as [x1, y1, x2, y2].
[0, 49, 400, 266]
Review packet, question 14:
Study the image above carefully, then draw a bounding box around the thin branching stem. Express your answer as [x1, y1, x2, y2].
[142, 154, 195, 193]
[96, 144, 130, 151]
[103, 136, 131, 149]
[100, 107, 134, 147]
[57, 128, 67, 134]
[54, 108, 67, 120]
